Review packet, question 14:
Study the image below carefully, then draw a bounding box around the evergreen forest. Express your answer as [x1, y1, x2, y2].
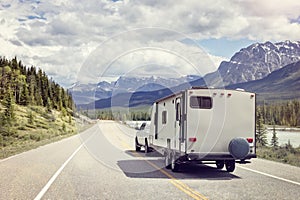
[0, 57, 76, 158]
[0, 56, 74, 112]
[257, 100, 300, 127]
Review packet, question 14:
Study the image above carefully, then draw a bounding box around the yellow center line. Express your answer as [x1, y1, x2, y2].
[120, 140, 208, 200]
[146, 158, 208, 200]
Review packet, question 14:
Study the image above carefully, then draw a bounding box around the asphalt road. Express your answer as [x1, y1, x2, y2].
[1, 120, 300, 200]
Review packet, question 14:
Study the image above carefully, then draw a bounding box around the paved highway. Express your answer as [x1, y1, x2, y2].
[1, 120, 300, 199]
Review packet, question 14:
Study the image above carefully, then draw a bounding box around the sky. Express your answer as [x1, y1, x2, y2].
[1, 0, 300, 87]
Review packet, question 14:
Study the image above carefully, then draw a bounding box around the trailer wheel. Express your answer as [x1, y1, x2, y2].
[144, 139, 149, 153]
[171, 153, 180, 172]
[135, 137, 141, 152]
[225, 160, 235, 172]
[216, 160, 225, 169]
[165, 154, 171, 169]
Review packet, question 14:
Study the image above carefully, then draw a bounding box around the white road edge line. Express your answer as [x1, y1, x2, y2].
[34, 143, 84, 200]
[237, 165, 300, 186]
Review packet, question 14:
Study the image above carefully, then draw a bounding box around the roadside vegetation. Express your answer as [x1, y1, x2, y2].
[83, 106, 151, 121]
[256, 106, 300, 167]
[0, 104, 77, 159]
[0, 57, 77, 159]
[257, 143, 300, 167]
[257, 99, 300, 127]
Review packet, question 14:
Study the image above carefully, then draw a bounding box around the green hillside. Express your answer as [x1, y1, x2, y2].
[0, 57, 76, 159]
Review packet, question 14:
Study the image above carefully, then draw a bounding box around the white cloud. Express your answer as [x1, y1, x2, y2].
[77, 28, 218, 84]
[0, 0, 299, 86]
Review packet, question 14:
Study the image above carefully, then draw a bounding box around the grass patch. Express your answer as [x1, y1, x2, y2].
[36, 123, 50, 129]
[0, 134, 76, 159]
[257, 145, 300, 167]
[0, 104, 89, 159]
[26, 123, 37, 129]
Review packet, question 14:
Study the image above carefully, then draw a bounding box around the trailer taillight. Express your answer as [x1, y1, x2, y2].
[247, 138, 253, 143]
[189, 137, 197, 142]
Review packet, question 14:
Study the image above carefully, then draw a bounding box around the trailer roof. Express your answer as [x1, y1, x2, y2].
[155, 87, 254, 103]
[155, 87, 208, 103]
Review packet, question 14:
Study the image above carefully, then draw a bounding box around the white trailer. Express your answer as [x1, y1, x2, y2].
[135, 87, 256, 172]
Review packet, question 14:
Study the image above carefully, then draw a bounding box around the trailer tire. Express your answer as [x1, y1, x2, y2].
[135, 137, 141, 152]
[144, 139, 149, 154]
[225, 160, 235, 172]
[171, 152, 180, 172]
[216, 160, 225, 169]
[165, 154, 171, 169]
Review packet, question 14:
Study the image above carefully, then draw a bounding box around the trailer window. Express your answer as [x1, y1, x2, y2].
[190, 96, 212, 109]
[176, 102, 181, 121]
[162, 111, 167, 124]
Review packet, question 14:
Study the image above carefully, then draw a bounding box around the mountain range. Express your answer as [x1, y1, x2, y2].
[227, 60, 300, 101]
[73, 40, 300, 109]
[71, 75, 201, 104]
[204, 40, 300, 86]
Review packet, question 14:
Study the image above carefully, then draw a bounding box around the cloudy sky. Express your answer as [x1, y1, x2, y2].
[1, 0, 300, 87]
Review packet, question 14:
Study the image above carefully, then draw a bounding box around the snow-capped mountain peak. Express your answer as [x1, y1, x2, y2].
[205, 40, 300, 86]
[70, 75, 202, 104]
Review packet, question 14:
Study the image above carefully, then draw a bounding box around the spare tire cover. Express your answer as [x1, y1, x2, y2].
[228, 138, 250, 159]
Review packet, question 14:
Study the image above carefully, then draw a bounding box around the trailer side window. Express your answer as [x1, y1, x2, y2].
[162, 111, 167, 124]
[176, 102, 181, 121]
[190, 96, 212, 109]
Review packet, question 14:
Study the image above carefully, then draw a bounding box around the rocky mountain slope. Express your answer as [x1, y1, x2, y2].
[71, 75, 201, 104]
[204, 40, 300, 86]
[227, 60, 300, 101]
[79, 61, 300, 109]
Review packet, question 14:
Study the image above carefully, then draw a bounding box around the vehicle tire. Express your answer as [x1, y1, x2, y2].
[171, 153, 180, 172]
[216, 160, 225, 169]
[225, 160, 235, 172]
[135, 137, 141, 152]
[165, 153, 171, 169]
[144, 139, 149, 153]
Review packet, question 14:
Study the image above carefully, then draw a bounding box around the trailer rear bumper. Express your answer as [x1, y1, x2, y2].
[184, 153, 257, 161]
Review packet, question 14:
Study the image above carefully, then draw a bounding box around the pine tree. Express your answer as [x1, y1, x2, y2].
[2, 88, 15, 125]
[27, 110, 34, 124]
[257, 99, 300, 127]
[19, 83, 30, 106]
[46, 97, 52, 112]
[0, 57, 75, 118]
[68, 114, 72, 124]
[62, 123, 66, 132]
[28, 75, 36, 105]
[256, 108, 268, 147]
[270, 125, 279, 148]
[285, 140, 295, 153]
[1, 66, 12, 99]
